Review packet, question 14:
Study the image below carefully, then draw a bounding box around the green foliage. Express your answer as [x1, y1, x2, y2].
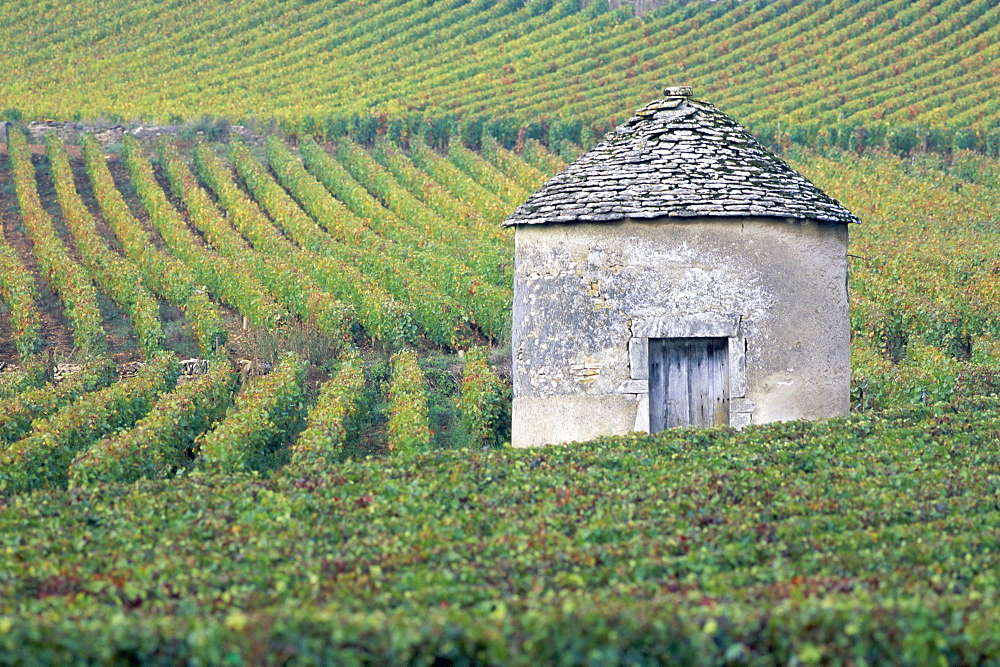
[951, 149, 1000, 189]
[458, 346, 511, 449]
[481, 135, 550, 192]
[8, 128, 106, 357]
[121, 135, 289, 331]
[81, 135, 227, 355]
[0, 246, 42, 361]
[224, 138, 415, 347]
[0, 354, 50, 399]
[5, 130, 1000, 450]
[414, 352, 466, 450]
[852, 337, 1000, 412]
[0, 358, 116, 446]
[296, 136, 484, 347]
[4, 126, 1000, 449]
[2, 1, 1000, 159]
[335, 137, 509, 286]
[408, 136, 511, 224]
[197, 352, 308, 474]
[520, 137, 568, 175]
[387, 349, 433, 454]
[2, 596, 1000, 664]
[46, 134, 164, 358]
[289, 349, 366, 467]
[159, 140, 354, 346]
[371, 136, 487, 227]
[3, 405, 1000, 661]
[69, 359, 235, 487]
[448, 140, 531, 203]
[0, 353, 179, 494]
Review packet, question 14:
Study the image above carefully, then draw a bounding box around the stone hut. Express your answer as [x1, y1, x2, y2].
[504, 87, 860, 448]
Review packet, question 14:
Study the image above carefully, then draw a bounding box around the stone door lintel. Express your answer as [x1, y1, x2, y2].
[621, 314, 747, 400]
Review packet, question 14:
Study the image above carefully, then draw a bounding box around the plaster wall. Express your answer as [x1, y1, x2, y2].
[511, 216, 850, 448]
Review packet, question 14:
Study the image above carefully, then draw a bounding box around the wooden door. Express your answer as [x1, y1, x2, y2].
[648, 338, 729, 431]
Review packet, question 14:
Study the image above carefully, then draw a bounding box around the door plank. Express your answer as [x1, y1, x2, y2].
[666, 343, 689, 428]
[648, 339, 666, 432]
[648, 337, 730, 431]
[710, 341, 730, 427]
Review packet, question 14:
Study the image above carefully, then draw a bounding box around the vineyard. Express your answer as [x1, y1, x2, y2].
[0, 127, 527, 484]
[2, 0, 1000, 661]
[2, 117, 1000, 660]
[2, 0, 1000, 154]
[4, 125, 997, 471]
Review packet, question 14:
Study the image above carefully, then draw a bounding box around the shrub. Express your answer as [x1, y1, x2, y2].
[290, 349, 366, 467]
[387, 349, 432, 455]
[458, 347, 511, 449]
[197, 352, 308, 474]
[69, 359, 235, 487]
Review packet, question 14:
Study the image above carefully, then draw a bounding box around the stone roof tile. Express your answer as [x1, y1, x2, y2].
[503, 91, 860, 227]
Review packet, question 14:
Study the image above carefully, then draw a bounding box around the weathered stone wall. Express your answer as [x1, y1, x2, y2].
[511, 216, 850, 447]
[590, 0, 675, 16]
[3, 121, 262, 146]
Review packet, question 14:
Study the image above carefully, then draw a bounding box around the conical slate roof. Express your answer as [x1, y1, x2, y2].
[503, 88, 860, 226]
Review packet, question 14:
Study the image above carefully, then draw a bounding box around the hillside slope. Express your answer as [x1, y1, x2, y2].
[3, 3, 1000, 659]
[2, 0, 999, 151]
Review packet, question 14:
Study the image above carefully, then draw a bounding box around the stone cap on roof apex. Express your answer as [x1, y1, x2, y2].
[502, 94, 861, 227]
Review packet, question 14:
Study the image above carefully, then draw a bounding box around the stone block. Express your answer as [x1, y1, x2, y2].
[633, 314, 739, 339]
[615, 379, 648, 394]
[730, 412, 751, 429]
[512, 395, 639, 448]
[629, 337, 648, 379]
[729, 337, 747, 398]
[633, 393, 650, 433]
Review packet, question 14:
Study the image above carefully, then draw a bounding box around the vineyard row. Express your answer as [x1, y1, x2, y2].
[3, 0, 1000, 155]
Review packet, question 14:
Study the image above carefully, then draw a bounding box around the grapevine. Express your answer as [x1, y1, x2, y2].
[7, 128, 106, 357]
[81, 134, 228, 355]
[0, 245, 42, 361]
[289, 348, 366, 467]
[69, 358, 235, 487]
[196, 352, 308, 474]
[120, 135, 288, 331]
[158, 140, 353, 344]
[386, 349, 432, 455]
[457, 346, 510, 449]
[297, 137, 509, 341]
[0, 358, 116, 446]
[195, 141, 413, 346]
[45, 134, 164, 358]
[0, 352, 179, 494]
[290, 137, 483, 346]
[0, 354, 50, 400]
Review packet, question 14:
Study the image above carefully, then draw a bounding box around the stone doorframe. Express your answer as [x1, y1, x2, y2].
[614, 314, 754, 430]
